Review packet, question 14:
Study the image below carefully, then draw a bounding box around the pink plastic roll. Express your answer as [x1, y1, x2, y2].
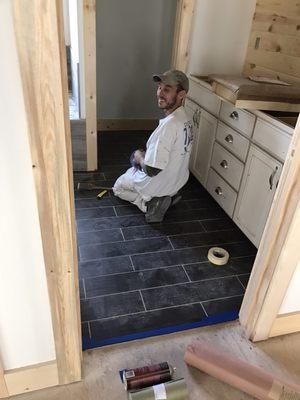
[184, 340, 300, 400]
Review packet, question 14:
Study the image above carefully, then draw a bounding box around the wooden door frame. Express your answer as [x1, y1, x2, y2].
[11, 0, 81, 387]
[171, 0, 196, 72]
[172, 0, 300, 340]
[239, 116, 300, 341]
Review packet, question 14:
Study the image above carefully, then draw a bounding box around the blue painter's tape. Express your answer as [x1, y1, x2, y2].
[82, 310, 239, 351]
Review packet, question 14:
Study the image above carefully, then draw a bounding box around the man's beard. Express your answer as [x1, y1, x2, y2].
[158, 95, 177, 110]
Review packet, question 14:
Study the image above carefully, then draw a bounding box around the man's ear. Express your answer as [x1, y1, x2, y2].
[178, 90, 186, 100]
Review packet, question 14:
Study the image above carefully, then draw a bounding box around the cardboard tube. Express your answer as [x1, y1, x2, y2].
[184, 341, 300, 400]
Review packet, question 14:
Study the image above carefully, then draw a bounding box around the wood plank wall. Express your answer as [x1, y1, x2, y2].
[243, 0, 300, 84]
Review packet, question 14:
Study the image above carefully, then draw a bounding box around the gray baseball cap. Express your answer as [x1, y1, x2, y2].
[153, 69, 189, 92]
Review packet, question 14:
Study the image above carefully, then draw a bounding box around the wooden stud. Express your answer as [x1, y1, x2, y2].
[83, 0, 97, 171]
[12, 0, 81, 384]
[0, 357, 8, 399]
[171, 0, 196, 72]
[240, 116, 300, 340]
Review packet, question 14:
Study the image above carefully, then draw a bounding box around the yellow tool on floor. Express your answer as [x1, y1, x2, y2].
[76, 182, 112, 199]
[97, 189, 108, 199]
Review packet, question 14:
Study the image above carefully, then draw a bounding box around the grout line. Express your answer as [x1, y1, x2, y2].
[77, 222, 245, 240]
[83, 294, 244, 324]
[78, 240, 249, 262]
[201, 293, 244, 305]
[200, 302, 208, 317]
[78, 233, 245, 247]
[167, 237, 175, 250]
[76, 212, 226, 224]
[81, 264, 182, 280]
[82, 279, 87, 299]
[182, 265, 192, 282]
[120, 228, 126, 242]
[236, 274, 249, 290]
[139, 290, 147, 311]
[129, 255, 135, 271]
[198, 220, 206, 232]
[87, 322, 92, 339]
[81, 274, 245, 301]
[79, 254, 254, 279]
[112, 206, 117, 217]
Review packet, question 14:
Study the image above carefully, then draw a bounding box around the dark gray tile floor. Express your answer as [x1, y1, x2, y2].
[74, 131, 257, 348]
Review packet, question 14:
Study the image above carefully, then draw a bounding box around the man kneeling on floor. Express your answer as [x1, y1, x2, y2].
[113, 70, 193, 223]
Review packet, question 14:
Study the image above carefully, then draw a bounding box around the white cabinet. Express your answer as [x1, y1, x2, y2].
[185, 98, 217, 186]
[233, 145, 282, 247]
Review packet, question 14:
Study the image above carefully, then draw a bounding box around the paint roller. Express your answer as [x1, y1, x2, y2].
[184, 339, 300, 400]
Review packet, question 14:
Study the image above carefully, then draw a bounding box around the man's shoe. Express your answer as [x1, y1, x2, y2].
[145, 196, 172, 223]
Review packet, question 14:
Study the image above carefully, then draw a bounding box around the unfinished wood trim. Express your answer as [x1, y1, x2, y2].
[4, 361, 58, 397]
[58, 1, 83, 361]
[239, 116, 300, 340]
[12, 0, 81, 384]
[97, 118, 158, 131]
[171, 0, 195, 72]
[270, 312, 300, 338]
[83, 0, 97, 171]
[0, 358, 8, 399]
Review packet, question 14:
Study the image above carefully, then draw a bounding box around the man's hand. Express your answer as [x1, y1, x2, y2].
[133, 149, 145, 165]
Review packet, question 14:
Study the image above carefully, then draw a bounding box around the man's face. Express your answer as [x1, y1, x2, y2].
[156, 82, 185, 111]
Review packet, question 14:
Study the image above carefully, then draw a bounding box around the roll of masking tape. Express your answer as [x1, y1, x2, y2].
[207, 247, 229, 266]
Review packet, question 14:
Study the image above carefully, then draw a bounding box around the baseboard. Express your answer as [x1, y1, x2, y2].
[3, 360, 58, 397]
[97, 118, 158, 131]
[269, 312, 300, 338]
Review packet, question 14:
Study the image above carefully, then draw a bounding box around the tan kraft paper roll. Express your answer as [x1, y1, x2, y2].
[128, 378, 188, 400]
[184, 340, 300, 400]
[207, 247, 229, 265]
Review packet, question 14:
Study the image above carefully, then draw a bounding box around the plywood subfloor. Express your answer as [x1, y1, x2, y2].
[10, 321, 300, 400]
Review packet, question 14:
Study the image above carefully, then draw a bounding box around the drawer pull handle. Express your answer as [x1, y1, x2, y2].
[220, 160, 228, 169]
[215, 186, 223, 196]
[269, 166, 279, 190]
[225, 134, 233, 143]
[230, 111, 239, 120]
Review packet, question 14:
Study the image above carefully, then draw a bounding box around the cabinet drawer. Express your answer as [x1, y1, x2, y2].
[206, 169, 237, 217]
[220, 102, 255, 137]
[211, 142, 244, 191]
[188, 79, 221, 117]
[253, 119, 292, 162]
[216, 122, 250, 162]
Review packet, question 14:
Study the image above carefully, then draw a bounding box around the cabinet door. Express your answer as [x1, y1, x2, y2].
[233, 145, 282, 247]
[193, 109, 218, 186]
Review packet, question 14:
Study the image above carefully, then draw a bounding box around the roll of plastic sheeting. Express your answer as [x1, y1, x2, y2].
[184, 340, 300, 400]
[128, 379, 188, 400]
